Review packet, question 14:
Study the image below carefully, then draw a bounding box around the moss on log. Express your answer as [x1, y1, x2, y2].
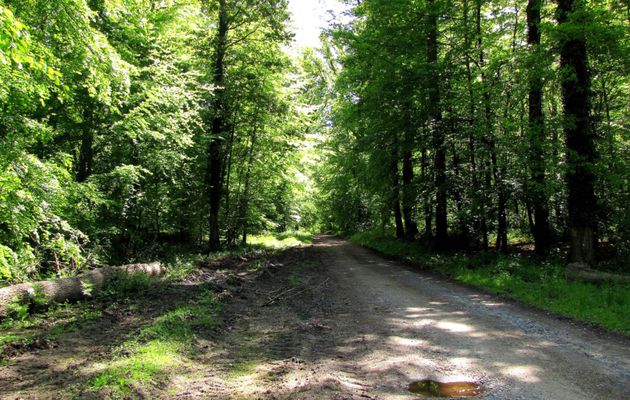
[0, 262, 163, 319]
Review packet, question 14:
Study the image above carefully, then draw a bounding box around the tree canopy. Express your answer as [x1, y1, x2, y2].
[0, 0, 628, 285]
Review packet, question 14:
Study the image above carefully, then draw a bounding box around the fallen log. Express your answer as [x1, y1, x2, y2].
[0, 262, 164, 319]
[565, 263, 630, 284]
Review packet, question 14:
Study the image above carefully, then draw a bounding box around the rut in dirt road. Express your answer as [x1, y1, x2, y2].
[208, 236, 630, 400]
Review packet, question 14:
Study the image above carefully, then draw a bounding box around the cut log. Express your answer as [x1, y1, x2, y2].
[0, 262, 164, 319]
[565, 262, 630, 284]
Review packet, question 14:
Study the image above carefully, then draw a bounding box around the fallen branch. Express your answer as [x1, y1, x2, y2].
[263, 278, 330, 307]
[0, 262, 164, 319]
[565, 263, 630, 284]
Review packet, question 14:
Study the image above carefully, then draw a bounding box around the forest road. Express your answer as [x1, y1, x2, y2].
[223, 235, 630, 400]
[3, 236, 628, 399]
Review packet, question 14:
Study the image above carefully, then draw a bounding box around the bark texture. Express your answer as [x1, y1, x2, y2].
[207, 0, 229, 250]
[557, 0, 598, 265]
[426, 0, 447, 244]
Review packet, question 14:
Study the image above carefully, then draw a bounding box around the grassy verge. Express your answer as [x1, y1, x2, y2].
[83, 231, 311, 397]
[350, 230, 630, 336]
[0, 231, 312, 367]
[87, 289, 221, 398]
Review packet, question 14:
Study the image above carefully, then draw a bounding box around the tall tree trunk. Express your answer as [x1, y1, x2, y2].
[77, 92, 93, 183]
[223, 122, 237, 245]
[476, 0, 507, 252]
[239, 108, 261, 245]
[451, 143, 469, 242]
[207, 0, 229, 251]
[549, 98, 564, 230]
[464, 0, 486, 249]
[557, 0, 598, 265]
[426, 0, 448, 244]
[527, 0, 551, 255]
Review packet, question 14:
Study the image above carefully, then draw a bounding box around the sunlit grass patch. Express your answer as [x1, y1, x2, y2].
[90, 340, 184, 396]
[228, 359, 260, 378]
[351, 230, 630, 336]
[248, 230, 312, 249]
[87, 290, 222, 397]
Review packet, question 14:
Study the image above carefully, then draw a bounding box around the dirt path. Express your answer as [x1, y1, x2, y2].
[190, 236, 630, 399]
[1, 236, 629, 399]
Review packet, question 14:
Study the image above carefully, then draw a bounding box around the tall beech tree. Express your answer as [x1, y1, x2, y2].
[556, 0, 598, 265]
[202, 0, 291, 250]
[206, 0, 230, 250]
[527, 0, 552, 255]
[426, 0, 448, 244]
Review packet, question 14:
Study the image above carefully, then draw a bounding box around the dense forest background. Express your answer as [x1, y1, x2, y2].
[316, 0, 629, 270]
[0, 0, 628, 286]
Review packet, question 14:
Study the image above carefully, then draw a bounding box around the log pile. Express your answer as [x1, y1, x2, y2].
[0, 262, 164, 319]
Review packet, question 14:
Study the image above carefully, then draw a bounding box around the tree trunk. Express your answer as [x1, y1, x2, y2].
[557, 0, 598, 265]
[464, 0, 486, 249]
[451, 142, 469, 241]
[527, 0, 551, 255]
[426, 0, 447, 244]
[0, 262, 164, 319]
[476, 0, 508, 253]
[239, 110, 260, 245]
[207, 0, 229, 251]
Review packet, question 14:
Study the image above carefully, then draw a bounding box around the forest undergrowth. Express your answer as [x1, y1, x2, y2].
[0, 232, 312, 368]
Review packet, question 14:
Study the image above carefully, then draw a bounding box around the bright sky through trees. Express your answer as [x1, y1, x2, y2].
[288, 0, 348, 49]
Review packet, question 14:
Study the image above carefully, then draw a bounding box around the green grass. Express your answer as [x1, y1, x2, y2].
[247, 230, 312, 249]
[87, 289, 222, 397]
[351, 230, 630, 336]
[84, 232, 310, 396]
[0, 230, 311, 393]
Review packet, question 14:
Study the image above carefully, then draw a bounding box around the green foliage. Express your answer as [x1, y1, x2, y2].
[312, 0, 628, 265]
[0, 0, 317, 284]
[4, 297, 29, 321]
[102, 272, 156, 299]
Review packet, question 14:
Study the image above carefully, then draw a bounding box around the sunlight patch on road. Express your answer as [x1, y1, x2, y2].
[435, 321, 474, 333]
[388, 336, 429, 348]
[502, 365, 542, 383]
